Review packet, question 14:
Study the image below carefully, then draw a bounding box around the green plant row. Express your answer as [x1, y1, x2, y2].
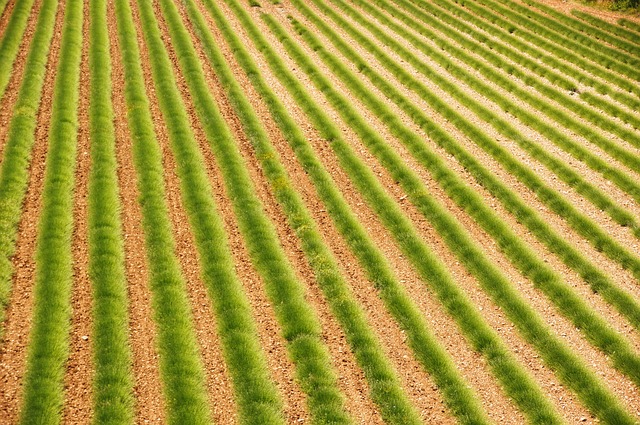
[263, 11, 639, 423]
[384, 0, 640, 144]
[114, 0, 214, 422]
[250, 7, 563, 423]
[517, 0, 640, 60]
[429, 0, 640, 113]
[416, 2, 640, 126]
[572, 11, 640, 47]
[443, 0, 640, 99]
[292, 0, 640, 382]
[19, 0, 83, 421]
[340, 0, 640, 207]
[140, 0, 357, 421]
[279, 0, 640, 411]
[299, 0, 640, 329]
[0, 0, 57, 337]
[618, 18, 640, 33]
[495, 0, 640, 67]
[0, 0, 37, 99]
[87, 0, 134, 421]
[188, 0, 489, 422]
[467, 0, 640, 80]
[321, 0, 640, 277]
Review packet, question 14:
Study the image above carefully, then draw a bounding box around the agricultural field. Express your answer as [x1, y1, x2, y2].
[0, 0, 640, 422]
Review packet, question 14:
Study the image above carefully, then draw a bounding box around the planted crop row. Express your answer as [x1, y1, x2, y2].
[291, 0, 640, 384]
[412, 1, 640, 121]
[572, 11, 640, 47]
[338, 0, 640, 207]
[263, 10, 638, 423]
[318, 0, 640, 279]
[87, 0, 134, 421]
[441, 0, 640, 99]
[517, 0, 640, 60]
[0, 0, 57, 335]
[618, 18, 640, 33]
[113, 0, 213, 421]
[233, 4, 569, 422]
[187, 0, 490, 422]
[466, 0, 640, 80]
[19, 0, 83, 420]
[0, 0, 37, 99]
[384, 0, 640, 144]
[140, 0, 355, 421]
[294, 0, 640, 333]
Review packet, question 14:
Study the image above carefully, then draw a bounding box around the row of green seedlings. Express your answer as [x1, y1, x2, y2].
[171, 0, 432, 421]
[345, 0, 640, 203]
[425, 0, 640, 130]
[0, 0, 57, 335]
[18, 0, 83, 420]
[114, 0, 217, 421]
[266, 8, 640, 423]
[468, 0, 640, 81]
[385, 0, 640, 135]
[259, 7, 640, 423]
[224, 0, 568, 422]
[571, 11, 640, 47]
[319, 0, 640, 278]
[416, 0, 640, 127]
[371, 0, 640, 227]
[499, 0, 640, 66]
[137, 0, 363, 420]
[618, 18, 640, 33]
[182, 0, 492, 422]
[292, 0, 640, 383]
[88, 0, 134, 420]
[446, 0, 640, 98]
[0, 0, 37, 99]
[518, 0, 640, 60]
[434, 0, 640, 109]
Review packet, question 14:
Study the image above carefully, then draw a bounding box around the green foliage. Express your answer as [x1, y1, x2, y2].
[572, 11, 640, 42]
[142, 0, 354, 420]
[267, 6, 636, 423]
[190, 0, 490, 423]
[19, 0, 83, 421]
[290, 0, 640, 398]
[0, 0, 57, 340]
[87, 0, 134, 421]
[113, 0, 213, 422]
[618, 18, 640, 32]
[0, 0, 37, 99]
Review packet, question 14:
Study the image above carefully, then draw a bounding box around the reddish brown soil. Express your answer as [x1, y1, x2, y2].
[61, 0, 93, 421]
[107, 0, 166, 421]
[0, 0, 65, 419]
[1, 0, 639, 422]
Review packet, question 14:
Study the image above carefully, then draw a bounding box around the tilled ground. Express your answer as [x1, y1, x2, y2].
[1, 0, 640, 423]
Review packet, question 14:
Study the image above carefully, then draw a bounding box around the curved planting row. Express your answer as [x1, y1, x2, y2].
[329, 0, 640, 208]
[289, 0, 640, 380]
[0, 0, 57, 336]
[0, 0, 638, 422]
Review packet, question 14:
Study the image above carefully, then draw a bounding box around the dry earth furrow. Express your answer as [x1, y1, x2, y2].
[0, 0, 65, 419]
[106, 0, 165, 421]
[137, 1, 239, 422]
[62, 0, 94, 420]
[0, 0, 45, 161]
[131, 0, 308, 421]
[293, 0, 640, 349]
